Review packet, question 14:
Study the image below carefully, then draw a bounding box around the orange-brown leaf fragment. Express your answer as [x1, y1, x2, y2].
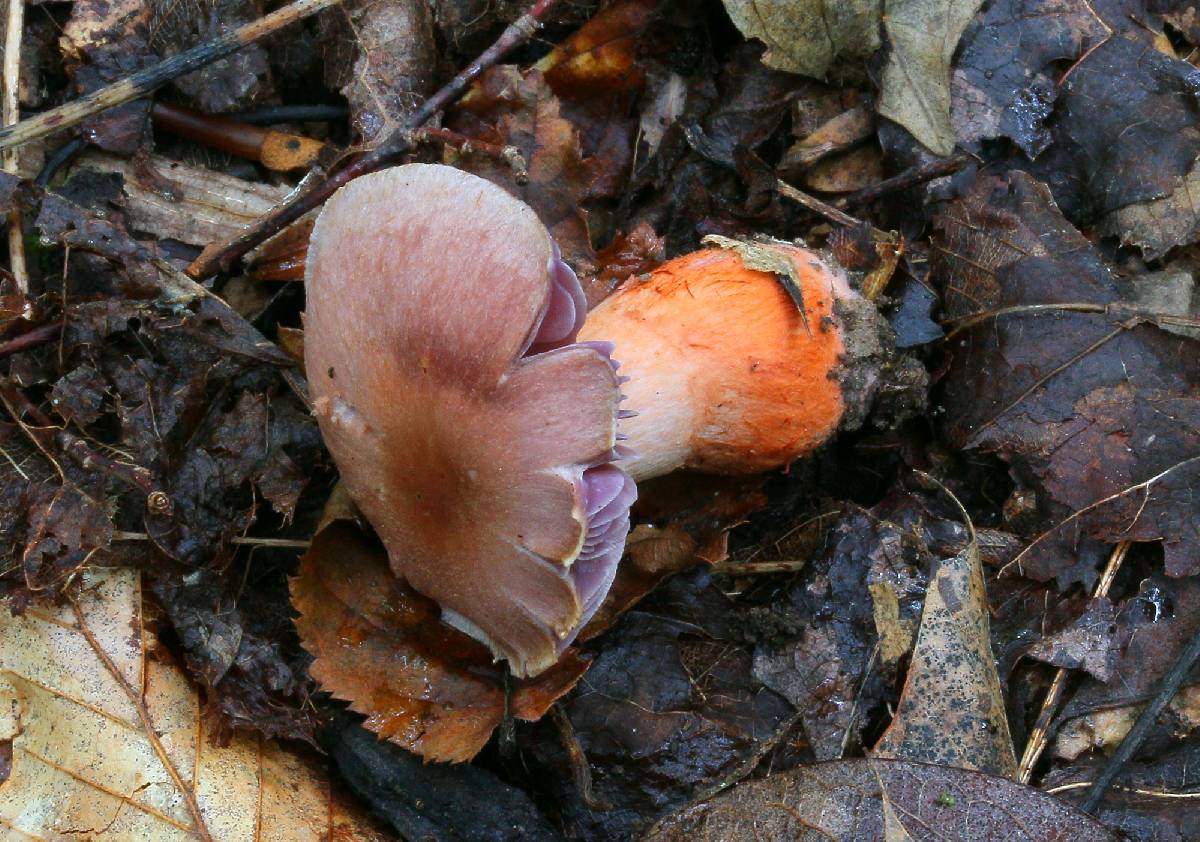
[292, 518, 590, 763]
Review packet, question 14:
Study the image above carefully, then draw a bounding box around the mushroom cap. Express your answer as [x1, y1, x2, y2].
[304, 164, 634, 677]
[580, 244, 855, 477]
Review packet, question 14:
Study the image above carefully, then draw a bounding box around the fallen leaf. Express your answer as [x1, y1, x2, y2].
[873, 478, 1017, 778]
[934, 171, 1200, 582]
[950, 0, 1108, 157]
[1044, 726, 1200, 837]
[532, 0, 658, 99]
[291, 513, 589, 763]
[321, 0, 437, 141]
[753, 490, 951, 762]
[720, 0, 881, 78]
[643, 758, 1117, 840]
[0, 567, 382, 840]
[877, 0, 986, 156]
[148, 0, 273, 113]
[1033, 35, 1200, 255]
[1025, 597, 1118, 682]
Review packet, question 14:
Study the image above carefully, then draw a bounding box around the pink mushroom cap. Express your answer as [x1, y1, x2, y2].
[303, 164, 635, 678]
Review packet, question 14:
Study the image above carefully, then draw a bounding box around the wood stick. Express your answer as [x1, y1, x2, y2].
[3, 0, 27, 295]
[186, 0, 563, 280]
[0, 0, 345, 151]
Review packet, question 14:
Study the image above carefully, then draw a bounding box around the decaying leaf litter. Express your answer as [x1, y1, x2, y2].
[0, 0, 1194, 839]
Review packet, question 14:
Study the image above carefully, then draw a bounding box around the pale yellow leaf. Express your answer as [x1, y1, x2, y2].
[877, 0, 984, 155]
[719, 0, 881, 77]
[0, 568, 386, 842]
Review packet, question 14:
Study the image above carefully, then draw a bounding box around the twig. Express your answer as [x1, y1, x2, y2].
[187, 0, 563, 280]
[0, 378, 164, 506]
[550, 703, 610, 810]
[151, 102, 330, 172]
[3, 0, 27, 295]
[714, 559, 809, 575]
[776, 179, 862, 228]
[410, 126, 528, 184]
[113, 530, 310, 549]
[69, 597, 215, 842]
[839, 153, 974, 208]
[1080, 618, 1200, 813]
[1017, 540, 1130, 784]
[0, 319, 61, 357]
[0, 0, 345, 152]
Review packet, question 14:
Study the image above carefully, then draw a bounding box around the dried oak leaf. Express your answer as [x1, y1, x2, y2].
[934, 171, 1200, 581]
[950, 0, 1109, 157]
[644, 758, 1116, 841]
[292, 512, 589, 763]
[0, 567, 382, 840]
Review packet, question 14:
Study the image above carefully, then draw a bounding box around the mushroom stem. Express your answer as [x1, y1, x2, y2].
[579, 244, 862, 481]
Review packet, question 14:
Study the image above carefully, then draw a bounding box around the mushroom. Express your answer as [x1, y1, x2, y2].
[304, 164, 878, 677]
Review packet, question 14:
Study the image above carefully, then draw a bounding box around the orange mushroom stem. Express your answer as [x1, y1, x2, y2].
[580, 239, 876, 481]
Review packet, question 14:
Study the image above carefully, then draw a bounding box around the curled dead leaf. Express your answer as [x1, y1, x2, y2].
[291, 510, 589, 763]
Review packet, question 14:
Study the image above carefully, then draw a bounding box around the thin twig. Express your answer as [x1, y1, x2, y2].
[3, 0, 27, 295]
[0, 0, 345, 152]
[550, 703, 610, 810]
[68, 597, 214, 842]
[839, 153, 974, 208]
[1017, 540, 1130, 784]
[187, 0, 563, 280]
[1080, 620, 1200, 813]
[776, 179, 862, 228]
[114, 530, 310, 549]
[715, 559, 809, 575]
[942, 302, 1199, 340]
[0, 319, 61, 357]
[410, 126, 528, 184]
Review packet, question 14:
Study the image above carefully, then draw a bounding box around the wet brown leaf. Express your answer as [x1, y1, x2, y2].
[526, 568, 797, 840]
[291, 514, 589, 763]
[934, 171, 1200, 583]
[950, 0, 1108, 157]
[644, 758, 1116, 841]
[533, 0, 657, 99]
